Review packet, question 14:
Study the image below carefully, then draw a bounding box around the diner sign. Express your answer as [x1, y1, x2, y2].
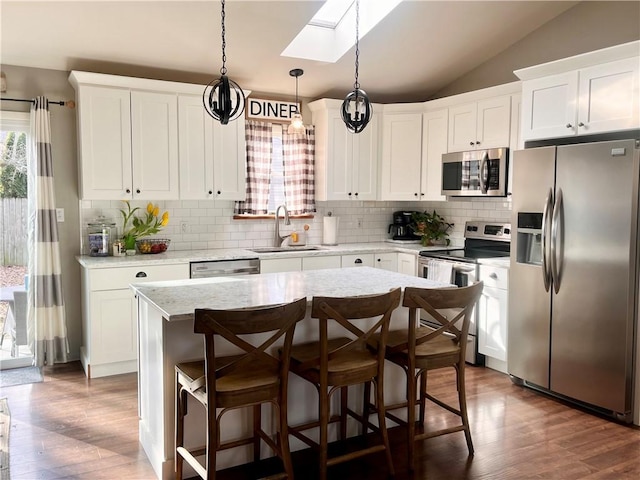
[246, 97, 300, 122]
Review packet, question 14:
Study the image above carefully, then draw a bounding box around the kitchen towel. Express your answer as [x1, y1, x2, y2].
[426, 260, 453, 284]
[322, 216, 339, 245]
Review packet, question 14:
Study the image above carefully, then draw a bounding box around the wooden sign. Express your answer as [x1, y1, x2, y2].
[246, 97, 300, 122]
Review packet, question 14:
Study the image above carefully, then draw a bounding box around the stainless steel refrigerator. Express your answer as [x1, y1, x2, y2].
[509, 138, 639, 422]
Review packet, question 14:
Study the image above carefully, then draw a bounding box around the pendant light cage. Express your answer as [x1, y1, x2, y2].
[341, 0, 372, 134]
[203, 0, 246, 124]
[288, 68, 306, 135]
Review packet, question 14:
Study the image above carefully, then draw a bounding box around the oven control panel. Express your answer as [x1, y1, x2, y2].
[464, 221, 511, 242]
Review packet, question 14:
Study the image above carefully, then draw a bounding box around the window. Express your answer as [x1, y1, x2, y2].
[235, 120, 315, 216]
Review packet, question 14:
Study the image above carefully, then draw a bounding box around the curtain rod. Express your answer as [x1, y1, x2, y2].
[0, 97, 76, 108]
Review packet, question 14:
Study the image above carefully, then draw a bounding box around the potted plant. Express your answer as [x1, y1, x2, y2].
[120, 201, 170, 253]
[410, 210, 453, 246]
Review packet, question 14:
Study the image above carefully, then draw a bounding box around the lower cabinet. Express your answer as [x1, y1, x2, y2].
[477, 265, 509, 371]
[80, 263, 189, 378]
[260, 257, 302, 273]
[302, 256, 341, 271]
[397, 252, 417, 276]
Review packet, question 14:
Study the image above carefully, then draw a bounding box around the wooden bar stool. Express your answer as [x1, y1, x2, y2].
[175, 297, 307, 480]
[286, 288, 401, 480]
[367, 282, 483, 471]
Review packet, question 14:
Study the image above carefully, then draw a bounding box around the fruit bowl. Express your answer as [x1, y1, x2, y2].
[136, 239, 171, 254]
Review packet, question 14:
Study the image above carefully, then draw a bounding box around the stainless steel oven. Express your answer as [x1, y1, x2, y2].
[418, 221, 511, 365]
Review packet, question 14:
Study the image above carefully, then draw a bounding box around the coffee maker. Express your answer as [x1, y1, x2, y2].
[388, 211, 419, 240]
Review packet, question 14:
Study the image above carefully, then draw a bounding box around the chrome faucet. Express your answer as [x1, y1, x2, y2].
[274, 204, 291, 246]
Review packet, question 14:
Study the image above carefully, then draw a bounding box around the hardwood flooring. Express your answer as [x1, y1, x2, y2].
[2, 362, 639, 479]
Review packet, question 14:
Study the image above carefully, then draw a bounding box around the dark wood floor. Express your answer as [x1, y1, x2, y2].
[3, 361, 639, 479]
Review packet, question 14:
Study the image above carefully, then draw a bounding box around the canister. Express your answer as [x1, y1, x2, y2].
[87, 217, 117, 256]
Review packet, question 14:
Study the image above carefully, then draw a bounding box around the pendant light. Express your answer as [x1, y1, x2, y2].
[341, 0, 372, 134]
[288, 68, 306, 135]
[203, 0, 245, 124]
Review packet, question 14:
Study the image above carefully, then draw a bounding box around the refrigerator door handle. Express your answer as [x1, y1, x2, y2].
[551, 188, 563, 294]
[541, 188, 553, 292]
[479, 152, 488, 193]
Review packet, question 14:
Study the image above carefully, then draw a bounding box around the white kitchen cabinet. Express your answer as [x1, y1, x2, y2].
[507, 93, 522, 196]
[519, 56, 639, 141]
[478, 265, 508, 368]
[420, 109, 448, 201]
[260, 257, 302, 273]
[178, 95, 246, 200]
[374, 252, 398, 271]
[130, 91, 180, 199]
[341, 254, 375, 268]
[380, 112, 423, 201]
[80, 263, 189, 378]
[309, 99, 379, 201]
[447, 96, 511, 153]
[302, 255, 341, 271]
[397, 252, 417, 276]
[74, 85, 133, 200]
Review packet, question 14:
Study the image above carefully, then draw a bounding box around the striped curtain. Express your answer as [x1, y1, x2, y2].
[282, 125, 315, 215]
[27, 96, 69, 366]
[234, 120, 273, 214]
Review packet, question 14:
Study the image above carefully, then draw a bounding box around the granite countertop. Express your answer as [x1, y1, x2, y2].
[77, 242, 457, 269]
[131, 266, 451, 322]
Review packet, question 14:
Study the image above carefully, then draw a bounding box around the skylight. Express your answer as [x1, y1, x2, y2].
[282, 0, 403, 63]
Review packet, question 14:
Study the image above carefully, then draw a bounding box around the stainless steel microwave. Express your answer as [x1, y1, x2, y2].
[441, 147, 508, 197]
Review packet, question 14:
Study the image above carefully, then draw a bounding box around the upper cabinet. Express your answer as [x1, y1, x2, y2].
[447, 95, 512, 152]
[309, 99, 379, 201]
[178, 95, 246, 201]
[516, 42, 640, 141]
[69, 71, 248, 201]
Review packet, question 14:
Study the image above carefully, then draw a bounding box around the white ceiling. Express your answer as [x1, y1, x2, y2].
[1, 1, 579, 103]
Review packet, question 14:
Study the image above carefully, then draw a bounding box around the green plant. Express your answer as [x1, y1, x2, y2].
[410, 210, 453, 246]
[120, 201, 169, 249]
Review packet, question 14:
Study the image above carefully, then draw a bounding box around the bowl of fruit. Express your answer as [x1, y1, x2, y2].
[136, 238, 171, 254]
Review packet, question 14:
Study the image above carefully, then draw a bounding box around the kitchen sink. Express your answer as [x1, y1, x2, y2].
[249, 246, 325, 253]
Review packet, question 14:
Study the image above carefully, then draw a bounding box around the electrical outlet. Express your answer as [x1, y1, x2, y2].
[181, 221, 188, 233]
[357, 218, 363, 229]
[56, 208, 65, 222]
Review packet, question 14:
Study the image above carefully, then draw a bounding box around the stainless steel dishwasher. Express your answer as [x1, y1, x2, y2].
[190, 258, 260, 278]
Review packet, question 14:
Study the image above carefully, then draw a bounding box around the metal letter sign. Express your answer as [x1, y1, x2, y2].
[246, 98, 300, 122]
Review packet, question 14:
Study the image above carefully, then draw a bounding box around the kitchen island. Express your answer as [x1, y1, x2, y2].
[132, 267, 450, 480]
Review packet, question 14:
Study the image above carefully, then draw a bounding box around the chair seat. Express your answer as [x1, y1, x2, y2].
[289, 337, 378, 387]
[176, 356, 280, 409]
[376, 328, 461, 370]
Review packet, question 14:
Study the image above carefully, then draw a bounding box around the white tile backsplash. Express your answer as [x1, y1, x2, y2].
[79, 197, 512, 254]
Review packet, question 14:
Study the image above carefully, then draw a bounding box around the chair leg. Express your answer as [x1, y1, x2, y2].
[340, 386, 348, 440]
[253, 404, 261, 463]
[406, 371, 417, 472]
[457, 366, 474, 456]
[362, 381, 371, 436]
[175, 376, 185, 480]
[375, 380, 395, 478]
[418, 371, 427, 425]
[319, 391, 329, 480]
[206, 396, 217, 480]
[278, 402, 294, 479]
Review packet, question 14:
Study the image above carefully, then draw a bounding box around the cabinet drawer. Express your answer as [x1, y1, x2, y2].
[89, 263, 189, 291]
[479, 265, 508, 289]
[341, 254, 374, 268]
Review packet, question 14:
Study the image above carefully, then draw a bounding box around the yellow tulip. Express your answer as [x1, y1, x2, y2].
[162, 211, 169, 222]
[146, 202, 154, 214]
[161, 217, 169, 227]
[152, 206, 160, 217]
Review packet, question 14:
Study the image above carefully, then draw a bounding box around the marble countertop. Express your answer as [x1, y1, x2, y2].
[131, 266, 451, 322]
[77, 242, 457, 269]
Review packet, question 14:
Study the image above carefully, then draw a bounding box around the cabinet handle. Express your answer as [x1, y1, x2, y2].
[217, 190, 221, 195]
[354, 192, 358, 197]
[377, 258, 381, 262]
[126, 188, 131, 194]
[136, 189, 141, 194]
[348, 192, 352, 197]
[566, 123, 573, 129]
[578, 122, 585, 127]
[476, 141, 481, 145]
[420, 192, 425, 196]
[135, 271, 147, 278]
[208, 190, 213, 195]
[469, 141, 475, 146]
[414, 192, 418, 197]
[355, 258, 362, 264]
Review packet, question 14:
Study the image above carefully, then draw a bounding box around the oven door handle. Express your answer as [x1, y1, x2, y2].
[541, 187, 553, 292]
[479, 152, 488, 194]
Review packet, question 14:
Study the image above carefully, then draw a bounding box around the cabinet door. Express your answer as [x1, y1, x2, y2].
[520, 71, 578, 141]
[476, 96, 511, 149]
[448, 102, 477, 152]
[397, 252, 417, 276]
[352, 114, 378, 201]
[326, 112, 354, 200]
[374, 252, 398, 271]
[131, 91, 179, 199]
[421, 109, 448, 201]
[302, 255, 341, 271]
[508, 94, 522, 196]
[577, 57, 640, 135]
[478, 285, 508, 361]
[380, 113, 422, 200]
[178, 95, 214, 200]
[260, 258, 302, 273]
[213, 116, 247, 200]
[341, 254, 374, 268]
[89, 289, 137, 364]
[77, 86, 132, 200]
